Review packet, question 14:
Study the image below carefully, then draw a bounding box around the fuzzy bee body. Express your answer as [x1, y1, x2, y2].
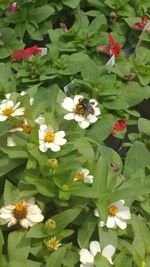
[79, 98, 95, 115]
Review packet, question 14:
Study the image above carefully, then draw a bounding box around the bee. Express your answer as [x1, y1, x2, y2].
[79, 98, 95, 115]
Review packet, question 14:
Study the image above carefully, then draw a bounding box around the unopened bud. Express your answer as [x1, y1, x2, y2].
[45, 219, 56, 230]
[48, 158, 58, 169]
[109, 12, 118, 22]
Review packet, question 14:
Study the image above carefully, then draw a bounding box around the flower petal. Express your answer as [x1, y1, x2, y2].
[78, 120, 90, 129]
[106, 216, 117, 229]
[102, 245, 115, 265]
[117, 207, 131, 220]
[62, 97, 75, 112]
[90, 241, 101, 257]
[64, 113, 75, 120]
[79, 249, 94, 265]
[114, 217, 127, 229]
[84, 175, 93, 184]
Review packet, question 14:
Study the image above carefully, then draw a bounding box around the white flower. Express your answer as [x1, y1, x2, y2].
[94, 200, 131, 230]
[0, 99, 24, 121]
[79, 240, 115, 266]
[7, 136, 16, 147]
[39, 124, 67, 152]
[74, 168, 93, 184]
[62, 95, 101, 129]
[0, 199, 44, 229]
[35, 115, 45, 125]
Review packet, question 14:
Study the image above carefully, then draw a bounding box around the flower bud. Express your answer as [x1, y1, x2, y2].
[48, 158, 58, 169]
[45, 219, 56, 230]
[10, 2, 17, 14]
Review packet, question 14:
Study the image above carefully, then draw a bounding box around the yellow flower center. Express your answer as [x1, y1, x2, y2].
[75, 171, 85, 181]
[108, 205, 118, 216]
[44, 132, 54, 143]
[22, 124, 32, 134]
[14, 202, 27, 220]
[47, 237, 60, 250]
[2, 107, 14, 116]
[75, 104, 88, 116]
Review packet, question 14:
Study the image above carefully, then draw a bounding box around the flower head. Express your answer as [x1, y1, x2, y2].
[134, 16, 149, 31]
[11, 46, 42, 61]
[10, 2, 17, 14]
[0, 99, 24, 121]
[74, 168, 93, 184]
[9, 119, 32, 134]
[47, 237, 61, 250]
[94, 200, 131, 229]
[62, 95, 100, 129]
[79, 240, 115, 266]
[45, 219, 56, 230]
[39, 124, 67, 152]
[112, 119, 126, 135]
[97, 34, 121, 57]
[0, 199, 44, 229]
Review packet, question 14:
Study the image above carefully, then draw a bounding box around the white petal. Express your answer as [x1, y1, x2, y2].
[74, 95, 83, 105]
[0, 115, 7, 121]
[0, 212, 14, 220]
[78, 120, 90, 129]
[64, 113, 75, 120]
[62, 97, 75, 111]
[74, 114, 85, 122]
[40, 124, 49, 132]
[102, 245, 115, 265]
[12, 107, 25, 116]
[79, 249, 94, 265]
[55, 131, 65, 138]
[7, 217, 17, 227]
[5, 93, 11, 99]
[54, 137, 67, 146]
[35, 116, 45, 125]
[30, 97, 34, 105]
[39, 144, 48, 152]
[7, 137, 16, 147]
[117, 207, 131, 220]
[84, 176, 93, 184]
[98, 221, 105, 227]
[27, 213, 44, 223]
[106, 216, 117, 229]
[13, 102, 21, 110]
[27, 204, 41, 214]
[87, 115, 98, 123]
[94, 209, 99, 217]
[20, 218, 33, 229]
[49, 143, 60, 152]
[20, 91, 26, 96]
[90, 241, 101, 257]
[94, 107, 101, 116]
[114, 217, 127, 229]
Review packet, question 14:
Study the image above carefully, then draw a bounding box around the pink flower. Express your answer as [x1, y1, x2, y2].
[97, 34, 121, 57]
[112, 119, 126, 136]
[10, 2, 17, 14]
[11, 46, 42, 61]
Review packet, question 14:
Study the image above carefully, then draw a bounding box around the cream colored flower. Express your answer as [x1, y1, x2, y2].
[80, 240, 115, 266]
[47, 237, 61, 250]
[74, 168, 93, 184]
[39, 124, 67, 152]
[94, 200, 131, 229]
[0, 99, 24, 121]
[0, 199, 44, 229]
[62, 95, 100, 129]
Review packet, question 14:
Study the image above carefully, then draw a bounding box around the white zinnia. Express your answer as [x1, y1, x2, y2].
[94, 200, 131, 230]
[62, 95, 100, 129]
[80, 240, 115, 266]
[0, 99, 24, 121]
[74, 168, 93, 184]
[0, 199, 44, 229]
[39, 124, 67, 152]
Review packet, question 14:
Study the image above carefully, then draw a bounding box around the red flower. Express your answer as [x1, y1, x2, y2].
[112, 119, 126, 136]
[134, 16, 148, 30]
[97, 34, 121, 57]
[11, 46, 42, 61]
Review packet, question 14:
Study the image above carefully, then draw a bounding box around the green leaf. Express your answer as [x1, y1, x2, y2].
[46, 246, 67, 267]
[26, 223, 48, 238]
[33, 5, 55, 23]
[62, 0, 81, 8]
[0, 157, 25, 177]
[92, 156, 108, 194]
[8, 231, 31, 262]
[78, 218, 97, 248]
[94, 252, 111, 267]
[138, 118, 150, 136]
[4, 180, 19, 205]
